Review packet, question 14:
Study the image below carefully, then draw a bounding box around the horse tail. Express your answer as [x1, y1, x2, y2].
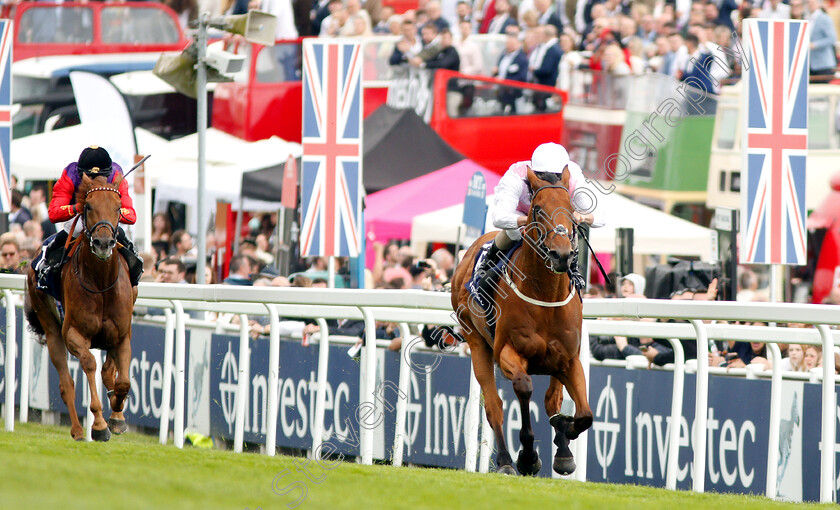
[23, 286, 47, 344]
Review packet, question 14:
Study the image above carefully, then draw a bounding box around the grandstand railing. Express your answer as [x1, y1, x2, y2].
[1, 274, 839, 503]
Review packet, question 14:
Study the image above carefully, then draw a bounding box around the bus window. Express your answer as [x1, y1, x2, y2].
[717, 107, 737, 149]
[20, 7, 93, 44]
[255, 43, 302, 83]
[809, 95, 831, 150]
[102, 6, 180, 45]
[445, 76, 562, 118]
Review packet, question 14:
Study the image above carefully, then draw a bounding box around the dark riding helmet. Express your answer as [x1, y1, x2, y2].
[78, 146, 113, 179]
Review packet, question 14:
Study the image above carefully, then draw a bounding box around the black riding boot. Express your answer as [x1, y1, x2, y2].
[477, 240, 503, 277]
[116, 228, 144, 286]
[568, 248, 585, 291]
[35, 230, 69, 291]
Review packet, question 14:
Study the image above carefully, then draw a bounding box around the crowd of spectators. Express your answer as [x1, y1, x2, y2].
[588, 268, 840, 376]
[200, 0, 840, 114]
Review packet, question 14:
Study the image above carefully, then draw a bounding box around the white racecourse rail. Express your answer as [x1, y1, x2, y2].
[1, 274, 839, 503]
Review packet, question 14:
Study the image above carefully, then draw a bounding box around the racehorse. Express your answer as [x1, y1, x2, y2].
[24, 174, 137, 441]
[450, 167, 592, 476]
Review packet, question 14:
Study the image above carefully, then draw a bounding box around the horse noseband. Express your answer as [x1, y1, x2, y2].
[529, 184, 579, 253]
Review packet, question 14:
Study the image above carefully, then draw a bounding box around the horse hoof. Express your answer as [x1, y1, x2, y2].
[109, 418, 127, 435]
[497, 464, 517, 476]
[516, 451, 542, 476]
[553, 456, 576, 476]
[74, 436, 86, 442]
[91, 426, 111, 442]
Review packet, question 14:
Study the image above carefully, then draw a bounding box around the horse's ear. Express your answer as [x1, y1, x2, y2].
[112, 172, 124, 189]
[561, 166, 571, 187]
[81, 173, 93, 187]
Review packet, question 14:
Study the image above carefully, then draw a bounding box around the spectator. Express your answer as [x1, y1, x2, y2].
[487, 0, 517, 34]
[603, 42, 631, 75]
[456, 20, 484, 76]
[620, 272, 645, 297]
[531, 24, 563, 111]
[389, 19, 422, 65]
[23, 219, 44, 245]
[9, 189, 31, 227]
[781, 343, 808, 372]
[665, 32, 687, 78]
[340, 0, 373, 36]
[0, 233, 22, 274]
[412, 26, 460, 70]
[28, 185, 49, 224]
[590, 327, 645, 360]
[319, 0, 347, 36]
[170, 230, 196, 260]
[534, 0, 563, 33]
[454, 1, 475, 32]
[761, 0, 791, 19]
[422, 0, 450, 32]
[790, 0, 805, 19]
[728, 338, 771, 370]
[373, 6, 396, 33]
[494, 32, 529, 113]
[292, 274, 312, 287]
[223, 254, 256, 285]
[156, 257, 188, 283]
[679, 33, 716, 105]
[808, 0, 838, 82]
[311, 277, 328, 288]
[804, 345, 822, 370]
[151, 212, 172, 246]
[138, 251, 158, 282]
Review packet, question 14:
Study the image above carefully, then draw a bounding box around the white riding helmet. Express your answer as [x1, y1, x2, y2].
[530, 142, 570, 174]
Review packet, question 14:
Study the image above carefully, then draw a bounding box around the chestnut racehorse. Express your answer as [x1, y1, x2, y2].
[25, 174, 137, 441]
[450, 168, 592, 476]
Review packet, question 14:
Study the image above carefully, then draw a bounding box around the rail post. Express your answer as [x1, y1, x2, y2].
[690, 319, 709, 493]
[312, 318, 330, 459]
[159, 307, 175, 444]
[265, 304, 280, 456]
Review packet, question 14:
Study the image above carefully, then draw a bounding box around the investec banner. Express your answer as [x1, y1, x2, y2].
[0, 317, 835, 502]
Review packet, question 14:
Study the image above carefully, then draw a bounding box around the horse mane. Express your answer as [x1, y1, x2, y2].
[75, 174, 121, 210]
[533, 171, 562, 184]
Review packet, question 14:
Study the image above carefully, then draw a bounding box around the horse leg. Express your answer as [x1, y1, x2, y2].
[551, 358, 593, 475]
[464, 329, 515, 475]
[563, 358, 593, 438]
[544, 376, 564, 417]
[66, 328, 111, 442]
[499, 344, 540, 476]
[46, 331, 84, 440]
[107, 337, 131, 435]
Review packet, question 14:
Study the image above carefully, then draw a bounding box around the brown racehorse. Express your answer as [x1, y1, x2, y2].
[450, 168, 593, 476]
[24, 174, 137, 441]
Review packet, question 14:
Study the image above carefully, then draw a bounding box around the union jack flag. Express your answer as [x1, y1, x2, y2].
[0, 21, 12, 213]
[300, 41, 363, 257]
[741, 19, 809, 265]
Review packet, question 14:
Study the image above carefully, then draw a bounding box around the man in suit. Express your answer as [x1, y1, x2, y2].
[808, 0, 838, 82]
[531, 24, 562, 111]
[534, 0, 563, 33]
[494, 33, 529, 113]
[680, 33, 716, 114]
[487, 0, 518, 34]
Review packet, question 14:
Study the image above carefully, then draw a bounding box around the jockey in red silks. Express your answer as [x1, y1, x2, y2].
[477, 142, 606, 289]
[34, 146, 144, 294]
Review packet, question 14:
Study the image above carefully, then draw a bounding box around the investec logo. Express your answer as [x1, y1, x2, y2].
[592, 374, 760, 488]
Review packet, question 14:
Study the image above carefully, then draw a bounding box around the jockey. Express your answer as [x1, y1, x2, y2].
[34, 146, 144, 293]
[480, 142, 605, 289]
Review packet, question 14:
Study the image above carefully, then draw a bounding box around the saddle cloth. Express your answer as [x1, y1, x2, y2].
[464, 240, 522, 316]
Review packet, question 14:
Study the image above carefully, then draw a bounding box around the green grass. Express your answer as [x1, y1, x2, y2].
[0, 422, 831, 510]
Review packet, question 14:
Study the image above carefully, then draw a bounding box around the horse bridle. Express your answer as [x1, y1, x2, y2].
[528, 183, 579, 255]
[74, 186, 122, 294]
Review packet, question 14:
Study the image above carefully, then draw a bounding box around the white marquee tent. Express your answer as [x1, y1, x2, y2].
[411, 191, 713, 260]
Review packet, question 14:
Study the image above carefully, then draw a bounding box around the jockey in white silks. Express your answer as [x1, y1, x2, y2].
[479, 142, 606, 288]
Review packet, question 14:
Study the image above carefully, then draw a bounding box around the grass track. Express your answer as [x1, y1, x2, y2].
[0, 422, 831, 510]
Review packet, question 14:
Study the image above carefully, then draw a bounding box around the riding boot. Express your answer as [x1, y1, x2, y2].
[116, 228, 144, 286]
[476, 240, 503, 277]
[35, 230, 69, 291]
[568, 248, 586, 292]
